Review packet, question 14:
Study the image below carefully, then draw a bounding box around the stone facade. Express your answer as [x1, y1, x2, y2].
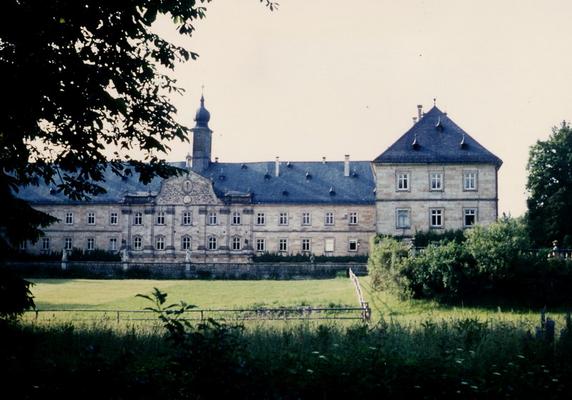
[19, 101, 502, 262]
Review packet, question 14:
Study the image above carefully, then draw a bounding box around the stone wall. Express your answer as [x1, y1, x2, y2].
[6, 261, 368, 280]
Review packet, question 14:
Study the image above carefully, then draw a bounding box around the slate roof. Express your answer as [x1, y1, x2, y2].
[17, 160, 376, 205]
[373, 106, 502, 166]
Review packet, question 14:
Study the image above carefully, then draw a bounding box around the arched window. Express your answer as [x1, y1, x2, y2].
[133, 236, 142, 250]
[181, 236, 191, 250]
[208, 236, 217, 250]
[231, 236, 241, 250]
[155, 235, 165, 250]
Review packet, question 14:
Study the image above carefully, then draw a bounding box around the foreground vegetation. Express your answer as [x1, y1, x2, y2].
[3, 287, 572, 399]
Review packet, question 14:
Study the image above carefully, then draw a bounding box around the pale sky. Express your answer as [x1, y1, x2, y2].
[154, 0, 572, 217]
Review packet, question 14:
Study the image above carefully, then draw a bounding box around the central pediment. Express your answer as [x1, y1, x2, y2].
[156, 171, 220, 205]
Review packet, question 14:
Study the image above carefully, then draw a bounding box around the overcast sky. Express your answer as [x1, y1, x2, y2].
[154, 0, 572, 217]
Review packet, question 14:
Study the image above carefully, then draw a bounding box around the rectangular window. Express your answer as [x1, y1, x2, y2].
[87, 212, 96, 225]
[65, 212, 74, 225]
[208, 236, 217, 250]
[279, 212, 288, 226]
[208, 212, 217, 225]
[325, 212, 335, 226]
[110, 212, 118, 225]
[232, 212, 241, 225]
[64, 237, 73, 251]
[349, 239, 359, 252]
[396, 209, 411, 229]
[232, 237, 241, 250]
[279, 238, 288, 252]
[182, 211, 192, 226]
[349, 212, 359, 225]
[302, 212, 311, 226]
[324, 238, 335, 253]
[256, 213, 265, 225]
[156, 211, 165, 225]
[42, 237, 50, 251]
[109, 238, 118, 251]
[430, 172, 443, 191]
[156, 236, 165, 250]
[430, 209, 443, 228]
[301, 238, 311, 252]
[396, 172, 410, 191]
[464, 171, 477, 191]
[464, 208, 477, 227]
[19, 241, 27, 250]
[256, 238, 266, 252]
[87, 238, 95, 251]
[133, 212, 143, 226]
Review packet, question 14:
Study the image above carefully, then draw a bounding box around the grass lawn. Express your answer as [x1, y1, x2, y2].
[26, 276, 569, 329]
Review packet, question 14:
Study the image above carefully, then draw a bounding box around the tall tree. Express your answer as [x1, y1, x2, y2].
[526, 122, 572, 247]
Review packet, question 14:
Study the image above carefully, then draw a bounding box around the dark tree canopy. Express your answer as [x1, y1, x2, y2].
[526, 122, 572, 247]
[0, 0, 217, 246]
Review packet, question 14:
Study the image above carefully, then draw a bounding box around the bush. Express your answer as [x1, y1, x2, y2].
[413, 228, 466, 247]
[367, 236, 410, 296]
[252, 252, 367, 263]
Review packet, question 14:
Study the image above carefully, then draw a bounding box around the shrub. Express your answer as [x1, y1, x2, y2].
[413, 228, 466, 247]
[367, 236, 410, 296]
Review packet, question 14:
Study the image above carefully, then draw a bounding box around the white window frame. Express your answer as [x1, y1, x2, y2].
[182, 211, 192, 226]
[109, 238, 118, 251]
[463, 208, 477, 227]
[208, 236, 217, 250]
[348, 239, 359, 252]
[279, 212, 289, 226]
[396, 171, 410, 191]
[231, 236, 242, 251]
[349, 212, 359, 225]
[231, 211, 241, 225]
[430, 208, 443, 228]
[396, 209, 411, 229]
[155, 235, 165, 250]
[181, 235, 191, 250]
[133, 236, 142, 251]
[156, 211, 166, 225]
[302, 212, 311, 226]
[208, 211, 217, 225]
[65, 212, 74, 225]
[279, 238, 288, 253]
[430, 172, 443, 191]
[256, 213, 266, 225]
[133, 212, 143, 226]
[110, 212, 118, 225]
[87, 237, 95, 251]
[87, 212, 96, 225]
[64, 237, 73, 251]
[42, 237, 50, 251]
[463, 171, 478, 191]
[256, 238, 266, 252]
[325, 212, 335, 226]
[301, 238, 311, 253]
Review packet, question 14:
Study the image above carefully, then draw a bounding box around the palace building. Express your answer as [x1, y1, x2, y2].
[17, 98, 502, 263]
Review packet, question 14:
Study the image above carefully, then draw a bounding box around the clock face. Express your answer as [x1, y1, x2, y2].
[182, 180, 193, 193]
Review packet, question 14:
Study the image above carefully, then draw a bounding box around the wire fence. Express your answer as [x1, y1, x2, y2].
[24, 305, 371, 323]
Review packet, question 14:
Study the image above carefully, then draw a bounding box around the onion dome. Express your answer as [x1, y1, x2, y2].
[194, 95, 211, 128]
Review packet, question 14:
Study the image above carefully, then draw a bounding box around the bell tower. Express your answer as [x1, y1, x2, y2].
[190, 95, 212, 172]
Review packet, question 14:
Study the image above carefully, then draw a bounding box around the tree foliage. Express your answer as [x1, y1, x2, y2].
[526, 122, 572, 247]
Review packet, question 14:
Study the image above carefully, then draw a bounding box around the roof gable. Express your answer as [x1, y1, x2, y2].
[373, 106, 502, 166]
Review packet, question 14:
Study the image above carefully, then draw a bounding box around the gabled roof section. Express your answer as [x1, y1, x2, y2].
[373, 106, 502, 166]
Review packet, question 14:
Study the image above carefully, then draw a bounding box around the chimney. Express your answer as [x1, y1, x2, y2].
[275, 156, 280, 177]
[344, 155, 350, 177]
[322, 156, 326, 164]
[214, 157, 219, 163]
[417, 104, 423, 120]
